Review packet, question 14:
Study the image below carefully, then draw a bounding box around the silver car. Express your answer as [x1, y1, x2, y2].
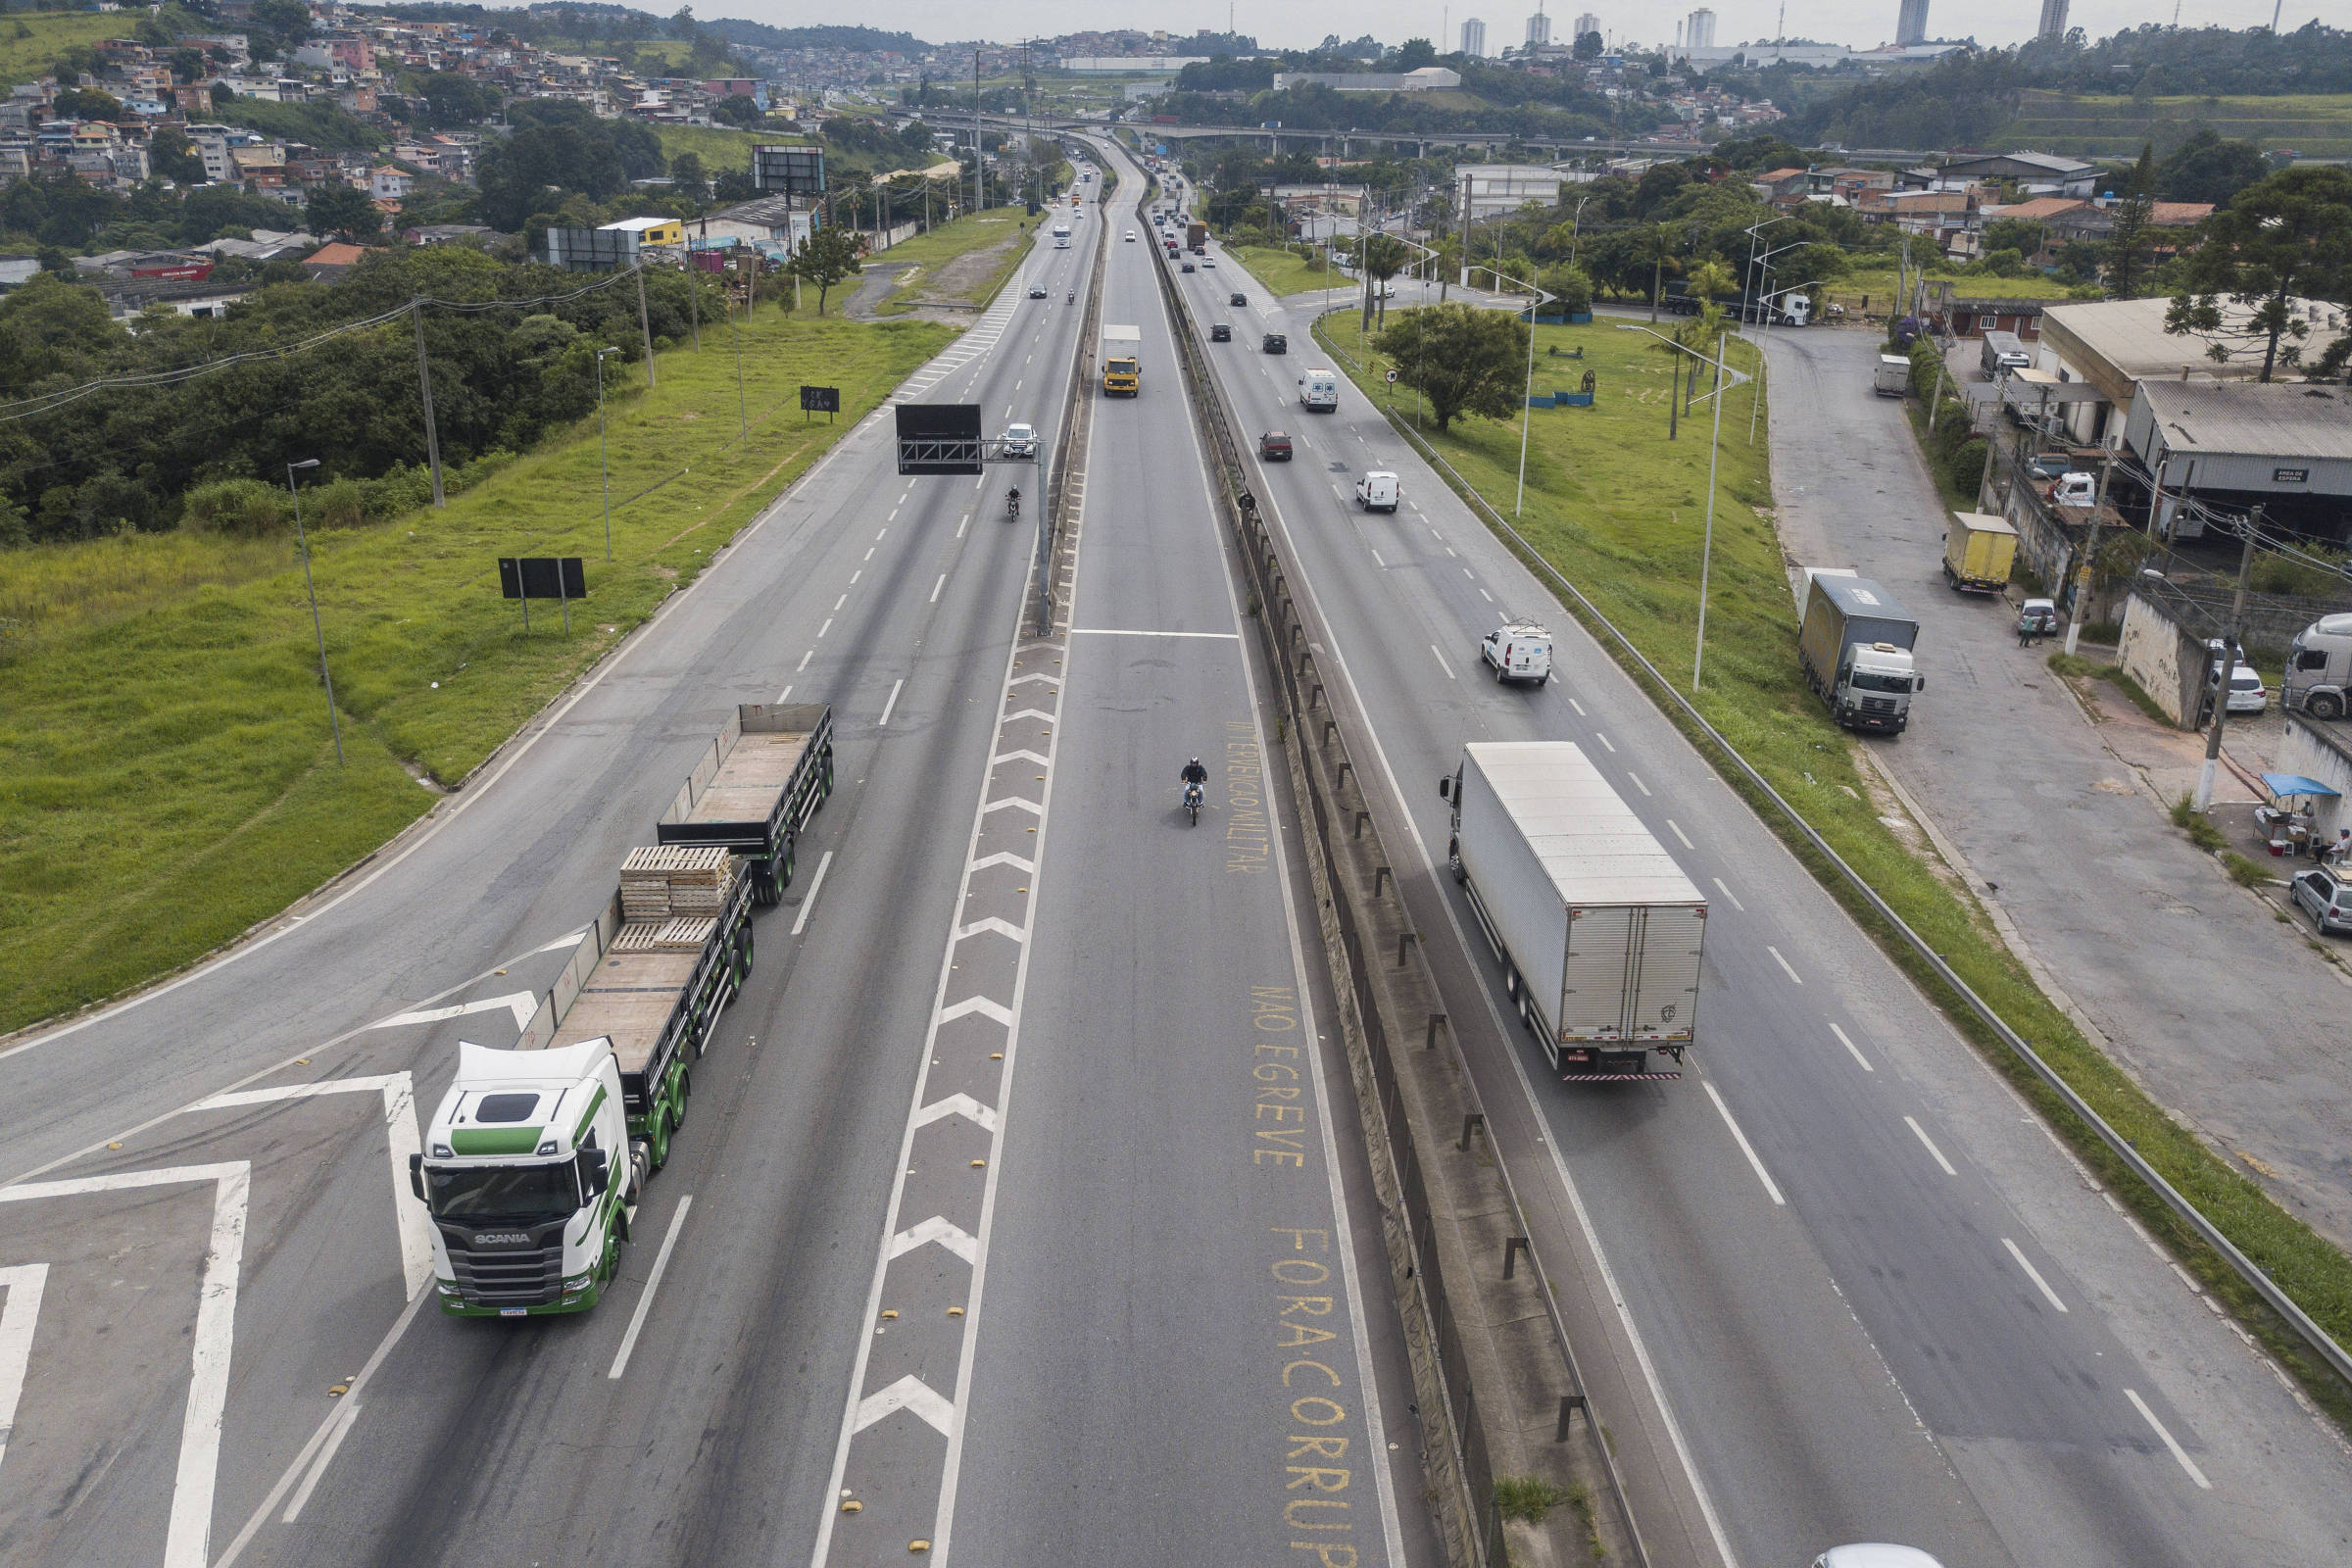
[1813, 1549, 1945, 1568]
[1000, 422, 1037, 460]
[2293, 865, 2352, 936]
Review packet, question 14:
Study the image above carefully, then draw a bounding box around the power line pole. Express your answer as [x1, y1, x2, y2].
[2194, 506, 2262, 813]
[634, 264, 657, 389]
[1693, 332, 1728, 691]
[410, 299, 445, 508]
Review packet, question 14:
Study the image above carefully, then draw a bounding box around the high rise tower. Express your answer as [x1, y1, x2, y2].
[1895, 0, 1930, 46]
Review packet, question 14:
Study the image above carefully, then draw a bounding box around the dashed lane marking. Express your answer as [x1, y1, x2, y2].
[1904, 1116, 1958, 1176]
[1829, 1022, 1873, 1071]
[2003, 1237, 2071, 1314]
[2126, 1388, 2212, 1489]
[1702, 1082, 1787, 1207]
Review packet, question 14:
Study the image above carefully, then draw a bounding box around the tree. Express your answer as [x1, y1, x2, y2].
[2157, 127, 2270, 207]
[1574, 30, 1603, 59]
[1393, 37, 1437, 71]
[791, 224, 862, 314]
[169, 46, 210, 83]
[1359, 232, 1409, 328]
[1373, 304, 1526, 432]
[2104, 142, 2156, 299]
[670, 151, 707, 201]
[419, 72, 495, 128]
[250, 0, 312, 48]
[710, 92, 761, 127]
[1982, 217, 2046, 261]
[306, 181, 381, 242]
[51, 86, 123, 121]
[2167, 165, 2352, 382]
[149, 126, 205, 184]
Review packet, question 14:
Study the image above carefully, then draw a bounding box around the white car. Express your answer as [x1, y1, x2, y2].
[1481, 621, 1552, 684]
[1000, 422, 1037, 460]
[1125, 230, 1138, 241]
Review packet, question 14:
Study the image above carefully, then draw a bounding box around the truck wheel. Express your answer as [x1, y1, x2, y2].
[2312, 693, 2346, 720]
[819, 755, 835, 805]
[736, 925, 755, 983]
[1449, 847, 1466, 884]
[647, 1111, 672, 1172]
[754, 861, 781, 906]
[780, 845, 796, 889]
[673, 1068, 691, 1126]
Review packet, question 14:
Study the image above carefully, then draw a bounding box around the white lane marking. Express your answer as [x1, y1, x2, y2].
[213, 1286, 431, 1568]
[932, 573, 948, 604]
[834, 595, 847, 612]
[0, 1163, 248, 1568]
[1370, 549, 1387, 567]
[1666, 818, 1695, 850]
[279, 1397, 359, 1522]
[818, 617, 833, 638]
[864, 547, 876, 561]
[878, 526, 890, 539]
[370, 991, 538, 1034]
[1479, 588, 1494, 602]
[1904, 1115, 1958, 1175]
[1445, 546, 1457, 558]
[1830, 1022, 1874, 1071]
[1067, 627, 1241, 639]
[1429, 525, 1443, 540]
[608, 1195, 695, 1380]
[0, 1264, 48, 1481]
[1702, 1082, 1787, 1206]
[1430, 644, 1457, 680]
[1567, 697, 1587, 716]
[798, 649, 813, 671]
[1594, 731, 1616, 753]
[850, 571, 860, 585]
[1462, 566, 1474, 578]
[776, 685, 794, 703]
[878, 678, 906, 728]
[1711, 875, 1742, 910]
[2003, 1237, 2071, 1314]
[2126, 1388, 2212, 1489]
[1767, 945, 1803, 984]
[1627, 772, 1651, 797]
[790, 851, 835, 937]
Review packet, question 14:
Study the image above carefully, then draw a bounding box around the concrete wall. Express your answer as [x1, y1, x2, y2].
[2278, 716, 2352, 842]
[2119, 590, 2201, 726]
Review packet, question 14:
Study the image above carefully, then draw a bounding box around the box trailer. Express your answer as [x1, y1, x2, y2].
[1941, 513, 2017, 594]
[1797, 574, 1924, 733]
[657, 703, 833, 904]
[1440, 742, 1704, 1079]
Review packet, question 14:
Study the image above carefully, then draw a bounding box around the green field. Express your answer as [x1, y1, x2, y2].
[652, 123, 803, 173]
[0, 10, 135, 87]
[1315, 303, 2352, 1425]
[0, 307, 953, 1037]
[1998, 89, 2352, 157]
[1226, 243, 1351, 301]
[1816, 265, 2084, 318]
[866, 210, 1032, 314]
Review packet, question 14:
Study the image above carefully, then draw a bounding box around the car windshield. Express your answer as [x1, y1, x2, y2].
[1851, 671, 1915, 694]
[424, 1162, 577, 1223]
[2230, 672, 2262, 691]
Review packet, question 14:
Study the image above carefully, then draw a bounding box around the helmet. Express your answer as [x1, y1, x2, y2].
[1190, 757, 1200, 764]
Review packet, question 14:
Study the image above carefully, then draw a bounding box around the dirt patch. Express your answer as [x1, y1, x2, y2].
[881, 227, 1026, 314]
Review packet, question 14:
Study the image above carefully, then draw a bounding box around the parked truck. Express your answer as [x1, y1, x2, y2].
[1439, 742, 1704, 1079]
[1980, 330, 2031, 377]
[1102, 324, 1142, 396]
[1874, 355, 1911, 397]
[413, 852, 754, 1316]
[2285, 612, 2352, 720]
[657, 703, 833, 905]
[1941, 512, 2018, 594]
[1797, 573, 1925, 733]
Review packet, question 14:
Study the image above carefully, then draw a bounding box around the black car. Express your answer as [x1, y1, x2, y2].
[1210, 323, 1232, 342]
[1180, 262, 1195, 272]
[1262, 332, 1288, 354]
[1229, 292, 1248, 307]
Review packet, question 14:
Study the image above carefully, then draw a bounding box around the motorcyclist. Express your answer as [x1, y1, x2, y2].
[1067, 289, 1075, 304]
[1006, 485, 1021, 517]
[1179, 757, 1208, 792]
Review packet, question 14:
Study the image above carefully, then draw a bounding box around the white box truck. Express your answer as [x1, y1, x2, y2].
[1439, 742, 1705, 1079]
[1298, 367, 1339, 411]
[1874, 355, 1910, 397]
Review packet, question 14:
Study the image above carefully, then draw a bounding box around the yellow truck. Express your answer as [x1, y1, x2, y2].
[1942, 512, 2017, 595]
[1101, 324, 1141, 396]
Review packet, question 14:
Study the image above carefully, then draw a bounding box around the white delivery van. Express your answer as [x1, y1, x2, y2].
[1298, 368, 1339, 412]
[1480, 621, 1552, 684]
[1354, 471, 1399, 513]
[1053, 221, 1071, 248]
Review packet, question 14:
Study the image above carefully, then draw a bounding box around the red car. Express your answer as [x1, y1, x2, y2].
[1259, 430, 1293, 462]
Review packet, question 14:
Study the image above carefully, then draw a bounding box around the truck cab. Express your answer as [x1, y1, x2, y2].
[1840, 643, 1925, 730]
[2285, 613, 2352, 720]
[415, 1041, 634, 1317]
[1481, 621, 1552, 684]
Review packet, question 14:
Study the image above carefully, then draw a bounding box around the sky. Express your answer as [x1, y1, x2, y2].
[718, 0, 2317, 55]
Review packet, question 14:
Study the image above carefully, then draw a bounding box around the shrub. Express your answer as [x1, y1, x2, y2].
[366, 462, 436, 520]
[1949, 438, 1987, 498]
[1493, 1475, 1566, 1526]
[181, 477, 286, 536]
[306, 476, 368, 529]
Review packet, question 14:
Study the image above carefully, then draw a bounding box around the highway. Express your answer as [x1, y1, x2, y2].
[1163, 181, 2352, 1567]
[0, 144, 1438, 1568]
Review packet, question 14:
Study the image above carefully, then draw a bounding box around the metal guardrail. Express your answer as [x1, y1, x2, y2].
[1315, 308, 2352, 1396]
[1034, 172, 1113, 637]
[1136, 160, 1648, 1568]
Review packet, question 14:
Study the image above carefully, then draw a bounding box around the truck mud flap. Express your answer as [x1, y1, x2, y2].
[1560, 1069, 1683, 1082]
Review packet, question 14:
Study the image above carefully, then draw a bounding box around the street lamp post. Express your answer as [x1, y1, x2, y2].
[1693, 332, 1728, 693]
[596, 347, 620, 562]
[284, 459, 342, 766]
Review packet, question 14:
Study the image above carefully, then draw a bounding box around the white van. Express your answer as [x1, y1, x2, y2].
[1354, 471, 1399, 512]
[1053, 222, 1071, 248]
[1480, 621, 1552, 684]
[1298, 368, 1339, 412]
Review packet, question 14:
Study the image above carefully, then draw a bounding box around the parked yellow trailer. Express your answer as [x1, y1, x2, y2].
[1942, 512, 2018, 594]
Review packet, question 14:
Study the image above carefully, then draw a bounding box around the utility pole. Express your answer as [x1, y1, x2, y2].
[730, 262, 748, 445]
[686, 259, 701, 350]
[285, 459, 342, 766]
[596, 347, 619, 561]
[2194, 508, 2261, 813]
[1693, 332, 1729, 691]
[634, 264, 657, 389]
[410, 299, 445, 508]
[2063, 456, 2114, 656]
[972, 47, 983, 217]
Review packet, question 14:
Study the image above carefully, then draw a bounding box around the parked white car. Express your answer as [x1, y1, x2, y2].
[1480, 621, 1552, 684]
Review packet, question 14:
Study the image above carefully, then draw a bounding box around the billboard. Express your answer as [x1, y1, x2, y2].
[753, 145, 826, 195]
[894, 404, 982, 476]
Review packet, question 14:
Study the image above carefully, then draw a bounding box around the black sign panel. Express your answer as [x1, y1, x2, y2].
[753, 145, 826, 195]
[2275, 467, 2310, 484]
[499, 557, 587, 600]
[801, 384, 841, 414]
[895, 404, 984, 476]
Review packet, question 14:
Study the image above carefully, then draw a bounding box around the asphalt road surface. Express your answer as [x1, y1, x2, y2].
[1181, 221, 2352, 1567]
[0, 147, 1433, 1568]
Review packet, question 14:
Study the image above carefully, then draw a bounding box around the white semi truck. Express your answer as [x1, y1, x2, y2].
[412, 853, 754, 1317]
[1440, 741, 1706, 1079]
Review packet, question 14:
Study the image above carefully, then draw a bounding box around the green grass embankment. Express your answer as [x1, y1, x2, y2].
[1226, 244, 1350, 302]
[867, 211, 1031, 314]
[1316, 305, 2352, 1429]
[1998, 90, 2352, 157]
[0, 308, 953, 1036]
[0, 11, 126, 87]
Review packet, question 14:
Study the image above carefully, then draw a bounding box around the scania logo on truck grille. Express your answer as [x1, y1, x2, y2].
[472, 1232, 533, 1247]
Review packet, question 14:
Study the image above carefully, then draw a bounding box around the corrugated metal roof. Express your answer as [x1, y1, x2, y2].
[2138, 381, 2352, 462]
[1467, 743, 1704, 908]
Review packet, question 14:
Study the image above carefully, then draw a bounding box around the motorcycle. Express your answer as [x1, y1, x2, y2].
[1183, 780, 1203, 826]
[1067, 290, 1075, 305]
[1006, 490, 1020, 522]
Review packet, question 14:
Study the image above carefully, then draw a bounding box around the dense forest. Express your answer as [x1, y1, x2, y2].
[1782, 24, 2352, 149]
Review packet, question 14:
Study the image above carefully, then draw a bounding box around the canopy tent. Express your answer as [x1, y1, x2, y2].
[2261, 773, 2343, 801]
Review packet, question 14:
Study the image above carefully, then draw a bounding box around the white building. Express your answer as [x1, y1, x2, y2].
[1685, 9, 1716, 48]
[1895, 0, 1931, 47]
[1526, 7, 1553, 46]
[2036, 0, 2069, 39]
[1461, 16, 1487, 56]
[1574, 12, 1601, 42]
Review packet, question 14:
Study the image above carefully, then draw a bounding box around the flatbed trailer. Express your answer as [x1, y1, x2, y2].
[657, 703, 833, 904]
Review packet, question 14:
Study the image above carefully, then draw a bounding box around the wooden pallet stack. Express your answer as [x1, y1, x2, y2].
[619, 846, 734, 925]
